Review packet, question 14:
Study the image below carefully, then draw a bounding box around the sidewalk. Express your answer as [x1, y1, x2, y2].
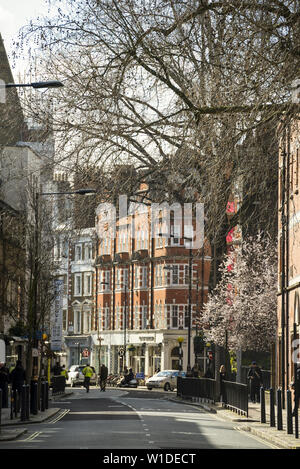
[0, 391, 73, 441]
[170, 396, 300, 449]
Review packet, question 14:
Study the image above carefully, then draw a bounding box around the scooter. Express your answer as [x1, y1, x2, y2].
[118, 378, 138, 388]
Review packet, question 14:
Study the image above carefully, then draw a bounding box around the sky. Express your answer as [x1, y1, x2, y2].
[0, 0, 49, 79]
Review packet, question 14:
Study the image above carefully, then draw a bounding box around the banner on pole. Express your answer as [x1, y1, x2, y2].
[51, 279, 64, 351]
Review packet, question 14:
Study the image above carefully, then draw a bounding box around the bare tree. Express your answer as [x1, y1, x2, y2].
[17, 0, 299, 261]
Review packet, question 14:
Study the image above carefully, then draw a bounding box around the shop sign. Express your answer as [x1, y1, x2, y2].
[139, 337, 155, 342]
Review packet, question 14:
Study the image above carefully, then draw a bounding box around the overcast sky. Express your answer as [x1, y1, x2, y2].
[0, 0, 48, 78]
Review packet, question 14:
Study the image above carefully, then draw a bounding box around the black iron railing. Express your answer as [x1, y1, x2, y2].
[177, 377, 216, 403]
[222, 380, 248, 417]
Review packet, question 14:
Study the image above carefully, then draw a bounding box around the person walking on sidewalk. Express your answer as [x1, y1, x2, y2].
[82, 364, 94, 393]
[99, 364, 108, 392]
[291, 363, 300, 417]
[219, 365, 227, 405]
[0, 365, 9, 406]
[52, 362, 62, 376]
[60, 365, 69, 387]
[247, 361, 263, 403]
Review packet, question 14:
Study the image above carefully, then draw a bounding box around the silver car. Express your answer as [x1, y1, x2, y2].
[146, 370, 186, 391]
[66, 365, 97, 387]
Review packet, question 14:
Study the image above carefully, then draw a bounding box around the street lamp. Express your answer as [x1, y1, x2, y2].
[99, 280, 110, 373]
[5, 80, 64, 89]
[124, 283, 128, 371]
[159, 231, 193, 370]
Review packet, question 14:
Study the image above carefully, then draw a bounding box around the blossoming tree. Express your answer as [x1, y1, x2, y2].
[199, 234, 278, 352]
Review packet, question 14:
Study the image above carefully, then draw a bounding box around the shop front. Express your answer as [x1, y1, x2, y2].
[64, 335, 92, 368]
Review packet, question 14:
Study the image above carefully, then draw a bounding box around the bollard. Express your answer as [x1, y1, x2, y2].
[0, 389, 2, 431]
[20, 385, 27, 421]
[40, 382, 45, 412]
[277, 388, 283, 430]
[10, 388, 13, 420]
[45, 381, 49, 409]
[287, 389, 293, 435]
[270, 388, 275, 427]
[25, 385, 30, 421]
[260, 387, 266, 423]
[13, 389, 17, 417]
[295, 405, 299, 439]
[30, 382, 38, 415]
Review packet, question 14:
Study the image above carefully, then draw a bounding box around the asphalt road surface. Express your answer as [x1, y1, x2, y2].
[0, 386, 275, 450]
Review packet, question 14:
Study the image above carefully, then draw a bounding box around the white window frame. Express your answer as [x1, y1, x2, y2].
[74, 310, 81, 334]
[141, 266, 147, 288]
[141, 305, 147, 330]
[104, 307, 110, 330]
[84, 273, 92, 296]
[116, 269, 121, 289]
[123, 268, 129, 289]
[171, 265, 179, 285]
[74, 274, 82, 296]
[134, 266, 139, 289]
[84, 311, 91, 333]
[171, 224, 181, 246]
[100, 271, 110, 291]
[85, 243, 92, 260]
[75, 244, 82, 261]
[184, 225, 194, 248]
[171, 305, 178, 328]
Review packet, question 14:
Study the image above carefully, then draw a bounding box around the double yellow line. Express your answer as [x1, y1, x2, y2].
[22, 431, 42, 442]
[49, 408, 70, 424]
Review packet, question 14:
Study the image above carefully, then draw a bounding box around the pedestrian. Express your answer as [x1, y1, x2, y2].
[291, 363, 300, 417]
[99, 364, 108, 392]
[204, 367, 213, 379]
[52, 362, 62, 376]
[9, 360, 26, 394]
[186, 365, 193, 377]
[219, 365, 227, 405]
[1, 363, 10, 375]
[247, 361, 263, 403]
[127, 368, 134, 383]
[82, 364, 94, 393]
[60, 365, 68, 386]
[191, 363, 199, 378]
[0, 365, 9, 406]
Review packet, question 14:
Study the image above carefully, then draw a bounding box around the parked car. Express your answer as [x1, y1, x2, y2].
[66, 365, 97, 387]
[146, 370, 186, 391]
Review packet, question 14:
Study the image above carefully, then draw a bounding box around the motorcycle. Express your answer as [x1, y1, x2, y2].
[117, 377, 138, 388]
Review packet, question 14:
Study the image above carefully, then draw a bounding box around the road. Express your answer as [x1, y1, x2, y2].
[0, 386, 275, 450]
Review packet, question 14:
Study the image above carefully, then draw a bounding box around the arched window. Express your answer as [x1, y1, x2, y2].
[171, 346, 180, 357]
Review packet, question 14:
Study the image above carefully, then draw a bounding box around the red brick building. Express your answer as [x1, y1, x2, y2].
[94, 198, 211, 377]
[277, 119, 300, 394]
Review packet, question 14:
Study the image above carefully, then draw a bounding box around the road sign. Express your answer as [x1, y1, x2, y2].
[118, 347, 125, 357]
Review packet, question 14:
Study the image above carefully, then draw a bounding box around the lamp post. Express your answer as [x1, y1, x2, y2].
[5, 80, 64, 89]
[99, 280, 109, 373]
[160, 231, 193, 370]
[31, 188, 97, 381]
[124, 283, 128, 371]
